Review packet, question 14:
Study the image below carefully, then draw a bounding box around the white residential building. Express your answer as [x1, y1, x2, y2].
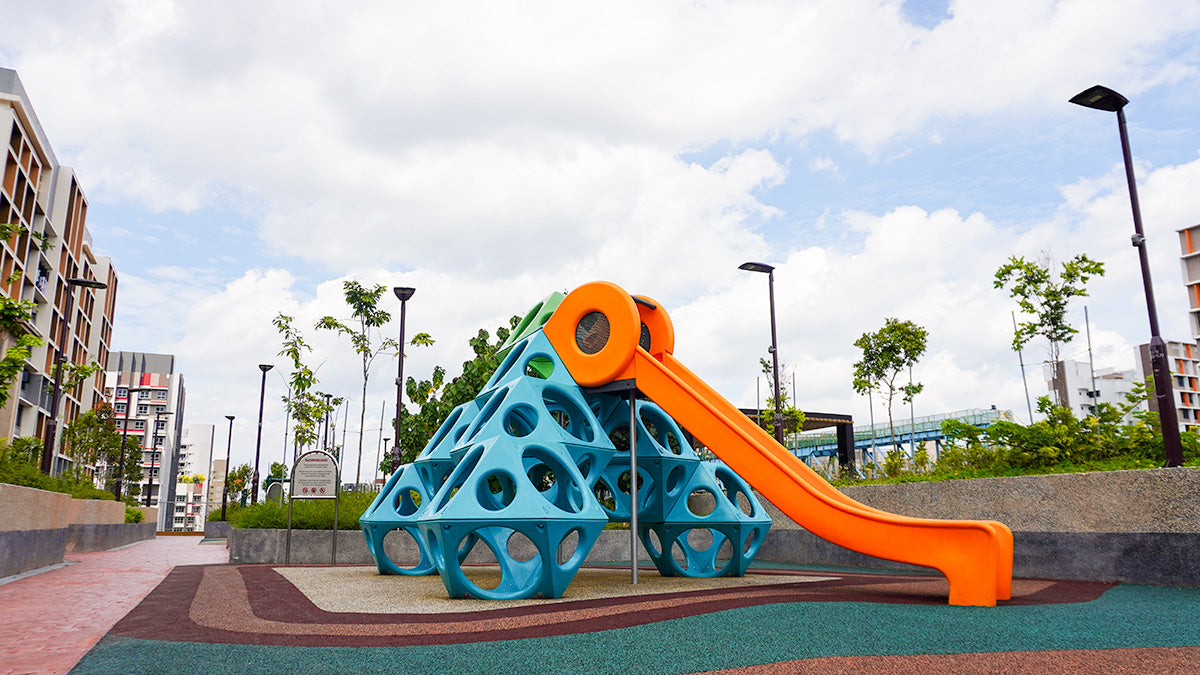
[171, 423, 214, 532]
[104, 352, 185, 529]
[1045, 359, 1139, 420]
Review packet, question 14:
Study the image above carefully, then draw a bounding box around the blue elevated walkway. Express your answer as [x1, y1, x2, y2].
[787, 408, 1014, 461]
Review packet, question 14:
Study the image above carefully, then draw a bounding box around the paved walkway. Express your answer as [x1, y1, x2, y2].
[0, 536, 228, 675]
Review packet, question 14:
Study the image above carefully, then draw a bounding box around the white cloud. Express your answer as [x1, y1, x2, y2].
[3, 0, 1200, 472]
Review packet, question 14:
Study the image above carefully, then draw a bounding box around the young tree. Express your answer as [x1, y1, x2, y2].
[0, 287, 43, 411]
[316, 281, 399, 489]
[380, 319, 515, 474]
[269, 461, 287, 478]
[62, 403, 122, 483]
[994, 253, 1104, 404]
[756, 355, 806, 437]
[273, 313, 337, 455]
[853, 318, 928, 453]
[226, 463, 252, 503]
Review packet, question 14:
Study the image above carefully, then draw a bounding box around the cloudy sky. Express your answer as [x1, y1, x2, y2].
[4, 0, 1200, 478]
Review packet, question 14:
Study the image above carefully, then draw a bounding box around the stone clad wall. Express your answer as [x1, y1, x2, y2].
[0, 483, 72, 532]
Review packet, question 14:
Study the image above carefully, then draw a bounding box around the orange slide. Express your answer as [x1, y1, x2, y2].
[545, 281, 1013, 607]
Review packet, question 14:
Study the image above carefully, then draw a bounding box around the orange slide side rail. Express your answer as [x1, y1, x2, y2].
[545, 281, 1013, 606]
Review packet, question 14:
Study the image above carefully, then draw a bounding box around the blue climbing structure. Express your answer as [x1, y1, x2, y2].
[361, 293, 771, 599]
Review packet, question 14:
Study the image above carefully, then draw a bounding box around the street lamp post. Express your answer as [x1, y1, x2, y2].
[1070, 85, 1185, 467]
[392, 287, 415, 469]
[378, 437, 389, 485]
[739, 262, 785, 445]
[40, 277, 107, 475]
[251, 364, 273, 504]
[320, 392, 333, 452]
[144, 409, 173, 507]
[114, 384, 146, 501]
[221, 415, 235, 520]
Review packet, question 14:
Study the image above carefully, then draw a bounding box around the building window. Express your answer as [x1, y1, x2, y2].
[137, 404, 149, 414]
[114, 403, 126, 414]
[116, 387, 128, 399]
[133, 420, 145, 430]
[174, 516, 184, 523]
[154, 436, 165, 447]
[156, 390, 167, 400]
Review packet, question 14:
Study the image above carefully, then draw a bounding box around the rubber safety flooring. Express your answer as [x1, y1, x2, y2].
[68, 560, 1200, 674]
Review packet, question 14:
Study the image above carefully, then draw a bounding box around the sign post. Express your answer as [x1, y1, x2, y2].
[286, 450, 340, 565]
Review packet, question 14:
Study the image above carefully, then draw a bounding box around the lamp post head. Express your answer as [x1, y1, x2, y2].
[259, 364, 274, 373]
[739, 262, 775, 275]
[393, 286, 416, 302]
[65, 277, 108, 290]
[225, 415, 235, 421]
[1070, 85, 1129, 112]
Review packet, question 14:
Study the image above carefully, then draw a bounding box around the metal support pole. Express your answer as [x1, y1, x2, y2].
[393, 287, 415, 469]
[1115, 108, 1184, 466]
[1085, 306, 1098, 412]
[220, 415, 234, 520]
[145, 410, 172, 507]
[629, 389, 638, 585]
[766, 270, 784, 445]
[40, 278, 105, 475]
[252, 364, 272, 504]
[40, 289, 75, 475]
[114, 380, 142, 500]
[1013, 312, 1034, 424]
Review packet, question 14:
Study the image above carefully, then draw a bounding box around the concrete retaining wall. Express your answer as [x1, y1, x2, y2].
[0, 483, 155, 577]
[225, 468, 1200, 586]
[756, 467, 1200, 585]
[67, 522, 157, 553]
[230, 527, 646, 566]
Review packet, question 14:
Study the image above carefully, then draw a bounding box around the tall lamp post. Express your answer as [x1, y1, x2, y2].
[392, 286, 416, 469]
[114, 384, 146, 500]
[220, 415, 235, 520]
[739, 262, 785, 445]
[144, 409, 173, 507]
[251, 364, 273, 504]
[320, 392, 333, 452]
[1070, 85, 1184, 467]
[41, 277, 107, 475]
[378, 437, 389, 484]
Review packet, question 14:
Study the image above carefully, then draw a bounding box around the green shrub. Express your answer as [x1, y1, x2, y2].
[226, 491, 378, 529]
[0, 446, 117, 501]
[125, 506, 144, 523]
[836, 392, 1200, 487]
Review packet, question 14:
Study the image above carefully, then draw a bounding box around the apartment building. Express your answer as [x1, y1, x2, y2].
[172, 423, 215, 532]
[1136, 340, 1200, 434]
[1045, 359, 1139, 420]
[0, 69, 117, 472]
[104, 352, 185, 529]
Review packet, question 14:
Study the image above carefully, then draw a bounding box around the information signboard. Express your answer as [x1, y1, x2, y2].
[292, 452, 338, 498]
[286, 450, 340, 565]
